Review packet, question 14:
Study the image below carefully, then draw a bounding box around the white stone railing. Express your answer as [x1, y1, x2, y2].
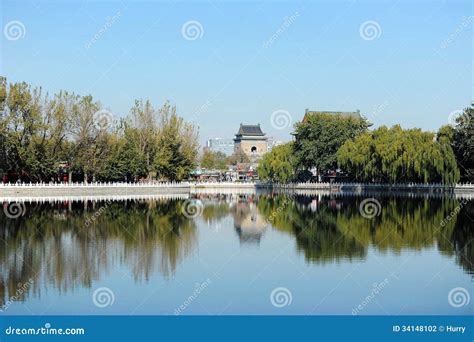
[0, 181, 190, 188]
[265, 182, 473, 189]
[0, 181, 472, 190]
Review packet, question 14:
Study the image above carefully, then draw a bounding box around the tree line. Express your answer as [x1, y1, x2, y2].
[0, 77, 199, 182]
[258, 108, 472, 184]
[199, 148, 250, 170]
[2, 76, 471, 184]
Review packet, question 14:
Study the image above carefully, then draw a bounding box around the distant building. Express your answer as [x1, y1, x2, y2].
[206, 138, 234, 156]
[233, 124, 268, 159]
[267, 136, 284, 152]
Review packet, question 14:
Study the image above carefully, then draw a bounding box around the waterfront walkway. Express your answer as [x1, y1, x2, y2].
[0, 182, 473, 201]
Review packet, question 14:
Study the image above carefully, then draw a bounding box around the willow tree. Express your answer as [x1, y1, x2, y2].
[257, 142, 296, 183]
[452, 105, 473, 182]
[337, 125, 460, 184]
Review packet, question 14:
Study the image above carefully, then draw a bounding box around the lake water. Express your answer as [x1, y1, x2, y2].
[1, 192, 472, 315]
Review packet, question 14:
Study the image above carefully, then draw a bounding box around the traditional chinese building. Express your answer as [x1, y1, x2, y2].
[233, 124, 268, 159]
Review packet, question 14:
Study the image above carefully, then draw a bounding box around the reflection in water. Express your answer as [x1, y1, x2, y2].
[231, 195, 268, 245]
[0, 194, 472, 308]
[0, 199, 197, 307]
[256, 194, 472, 272]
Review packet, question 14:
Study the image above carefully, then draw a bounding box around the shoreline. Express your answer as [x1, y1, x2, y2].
[0, 182, 473, 200]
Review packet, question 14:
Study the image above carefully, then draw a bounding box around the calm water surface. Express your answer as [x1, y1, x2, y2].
[1, 193, 472, 315]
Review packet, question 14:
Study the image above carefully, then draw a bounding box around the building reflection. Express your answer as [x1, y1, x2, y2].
[231, 197, 268, 245]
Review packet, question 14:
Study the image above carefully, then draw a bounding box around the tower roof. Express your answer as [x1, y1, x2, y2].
[236, 124, 265, 136]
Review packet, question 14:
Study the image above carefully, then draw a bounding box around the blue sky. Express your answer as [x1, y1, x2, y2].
[1, 0, 471, 145]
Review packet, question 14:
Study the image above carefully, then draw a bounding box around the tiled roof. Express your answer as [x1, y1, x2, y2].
[236, 124, 265, 136]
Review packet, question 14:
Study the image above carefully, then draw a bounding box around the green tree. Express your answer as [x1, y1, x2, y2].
[257, 142, 295, 182]
[129, 99, 157, 179]
[153, 102, 199, 181]
[214, 151, 228, 170]
[337, 125, 460, 184]
[452, 105, 473, 182]
[293, 113, 370, 175]
[227, 148, 249, 165]
[200, 149, 227, 170]
[68, 94, 110, 182]
[200, 149, 216, 169]
[0, 77, 199, 183]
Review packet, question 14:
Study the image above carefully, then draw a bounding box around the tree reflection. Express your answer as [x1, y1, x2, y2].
[257, 194, 473, 273]
[0, 194, 472, 307]
[0, 199, 197, 306]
